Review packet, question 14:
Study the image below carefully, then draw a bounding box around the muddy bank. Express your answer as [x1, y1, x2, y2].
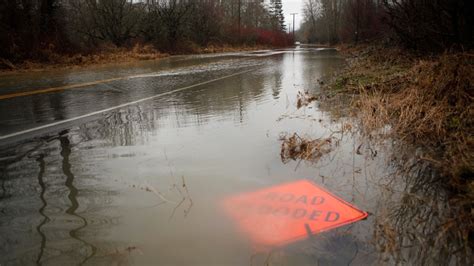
[0, 44, 167, 74]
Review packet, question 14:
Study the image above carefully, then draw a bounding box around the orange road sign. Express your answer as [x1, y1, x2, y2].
[221, 180, 368, 246]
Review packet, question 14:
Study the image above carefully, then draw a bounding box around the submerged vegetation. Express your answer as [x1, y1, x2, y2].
[279, 44, 473, 264]
[310, 45, 474, 264]
[280, 133, 336, 164]
[290, 0, 474, 263]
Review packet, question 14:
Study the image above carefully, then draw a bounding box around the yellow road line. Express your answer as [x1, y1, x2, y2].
[0, 68, 255, 142]
[0, 66, 213, 100]
[0, 59, 231, 101]
[0, 77, 130, 100]
[0, 54, 266, 101]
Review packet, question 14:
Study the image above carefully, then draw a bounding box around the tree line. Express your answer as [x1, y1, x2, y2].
[0, 0, 292, 62]
[300, 0, 473, 52]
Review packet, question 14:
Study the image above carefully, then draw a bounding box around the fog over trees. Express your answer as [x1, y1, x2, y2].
[300, 0, 473, 51]
[0, 0, 292, 62]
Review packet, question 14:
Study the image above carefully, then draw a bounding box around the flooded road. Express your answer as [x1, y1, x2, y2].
[0, 49, 465, 265]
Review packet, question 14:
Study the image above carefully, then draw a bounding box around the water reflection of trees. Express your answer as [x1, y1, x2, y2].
[303, 54, 345, 95]
[60, 135, 97, 265]
[169, 73, 268, 128]
[0, 63, 281, 264]
[374, 145, 473, 265]
[250, 231, 375, 265]
[35, 154, 48, 265]
[71, 69, 271, 147]
[0, 132, 102, 265]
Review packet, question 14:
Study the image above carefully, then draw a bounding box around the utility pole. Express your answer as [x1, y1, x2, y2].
[290, 13, 298, 40]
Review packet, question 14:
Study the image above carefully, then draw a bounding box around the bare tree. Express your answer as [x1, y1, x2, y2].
[153, 0, 193, 48]
[0, 0, 292, 63]
[71, 0, 141, 46]
[382, 0, 473, 51]
[303, 0, 322, 42]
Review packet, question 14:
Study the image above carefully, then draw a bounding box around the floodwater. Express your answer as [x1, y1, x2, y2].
[0, 49, 467, 265]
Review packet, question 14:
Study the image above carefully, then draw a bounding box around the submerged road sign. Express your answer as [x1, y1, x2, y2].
[221, 180, 368, 246]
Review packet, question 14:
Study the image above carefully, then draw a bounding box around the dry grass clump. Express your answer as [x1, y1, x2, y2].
[296, 91, 318, 109]
[280, 133, 336, 164]
[389, 55, 472, 140]
[329, 46, 411, 96]
[356, 53, 473, 185]
[325, 45, 473, 186]
[56, 43, 167, 66]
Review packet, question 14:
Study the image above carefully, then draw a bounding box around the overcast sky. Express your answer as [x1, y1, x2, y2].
[282, 0, 304, 31]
